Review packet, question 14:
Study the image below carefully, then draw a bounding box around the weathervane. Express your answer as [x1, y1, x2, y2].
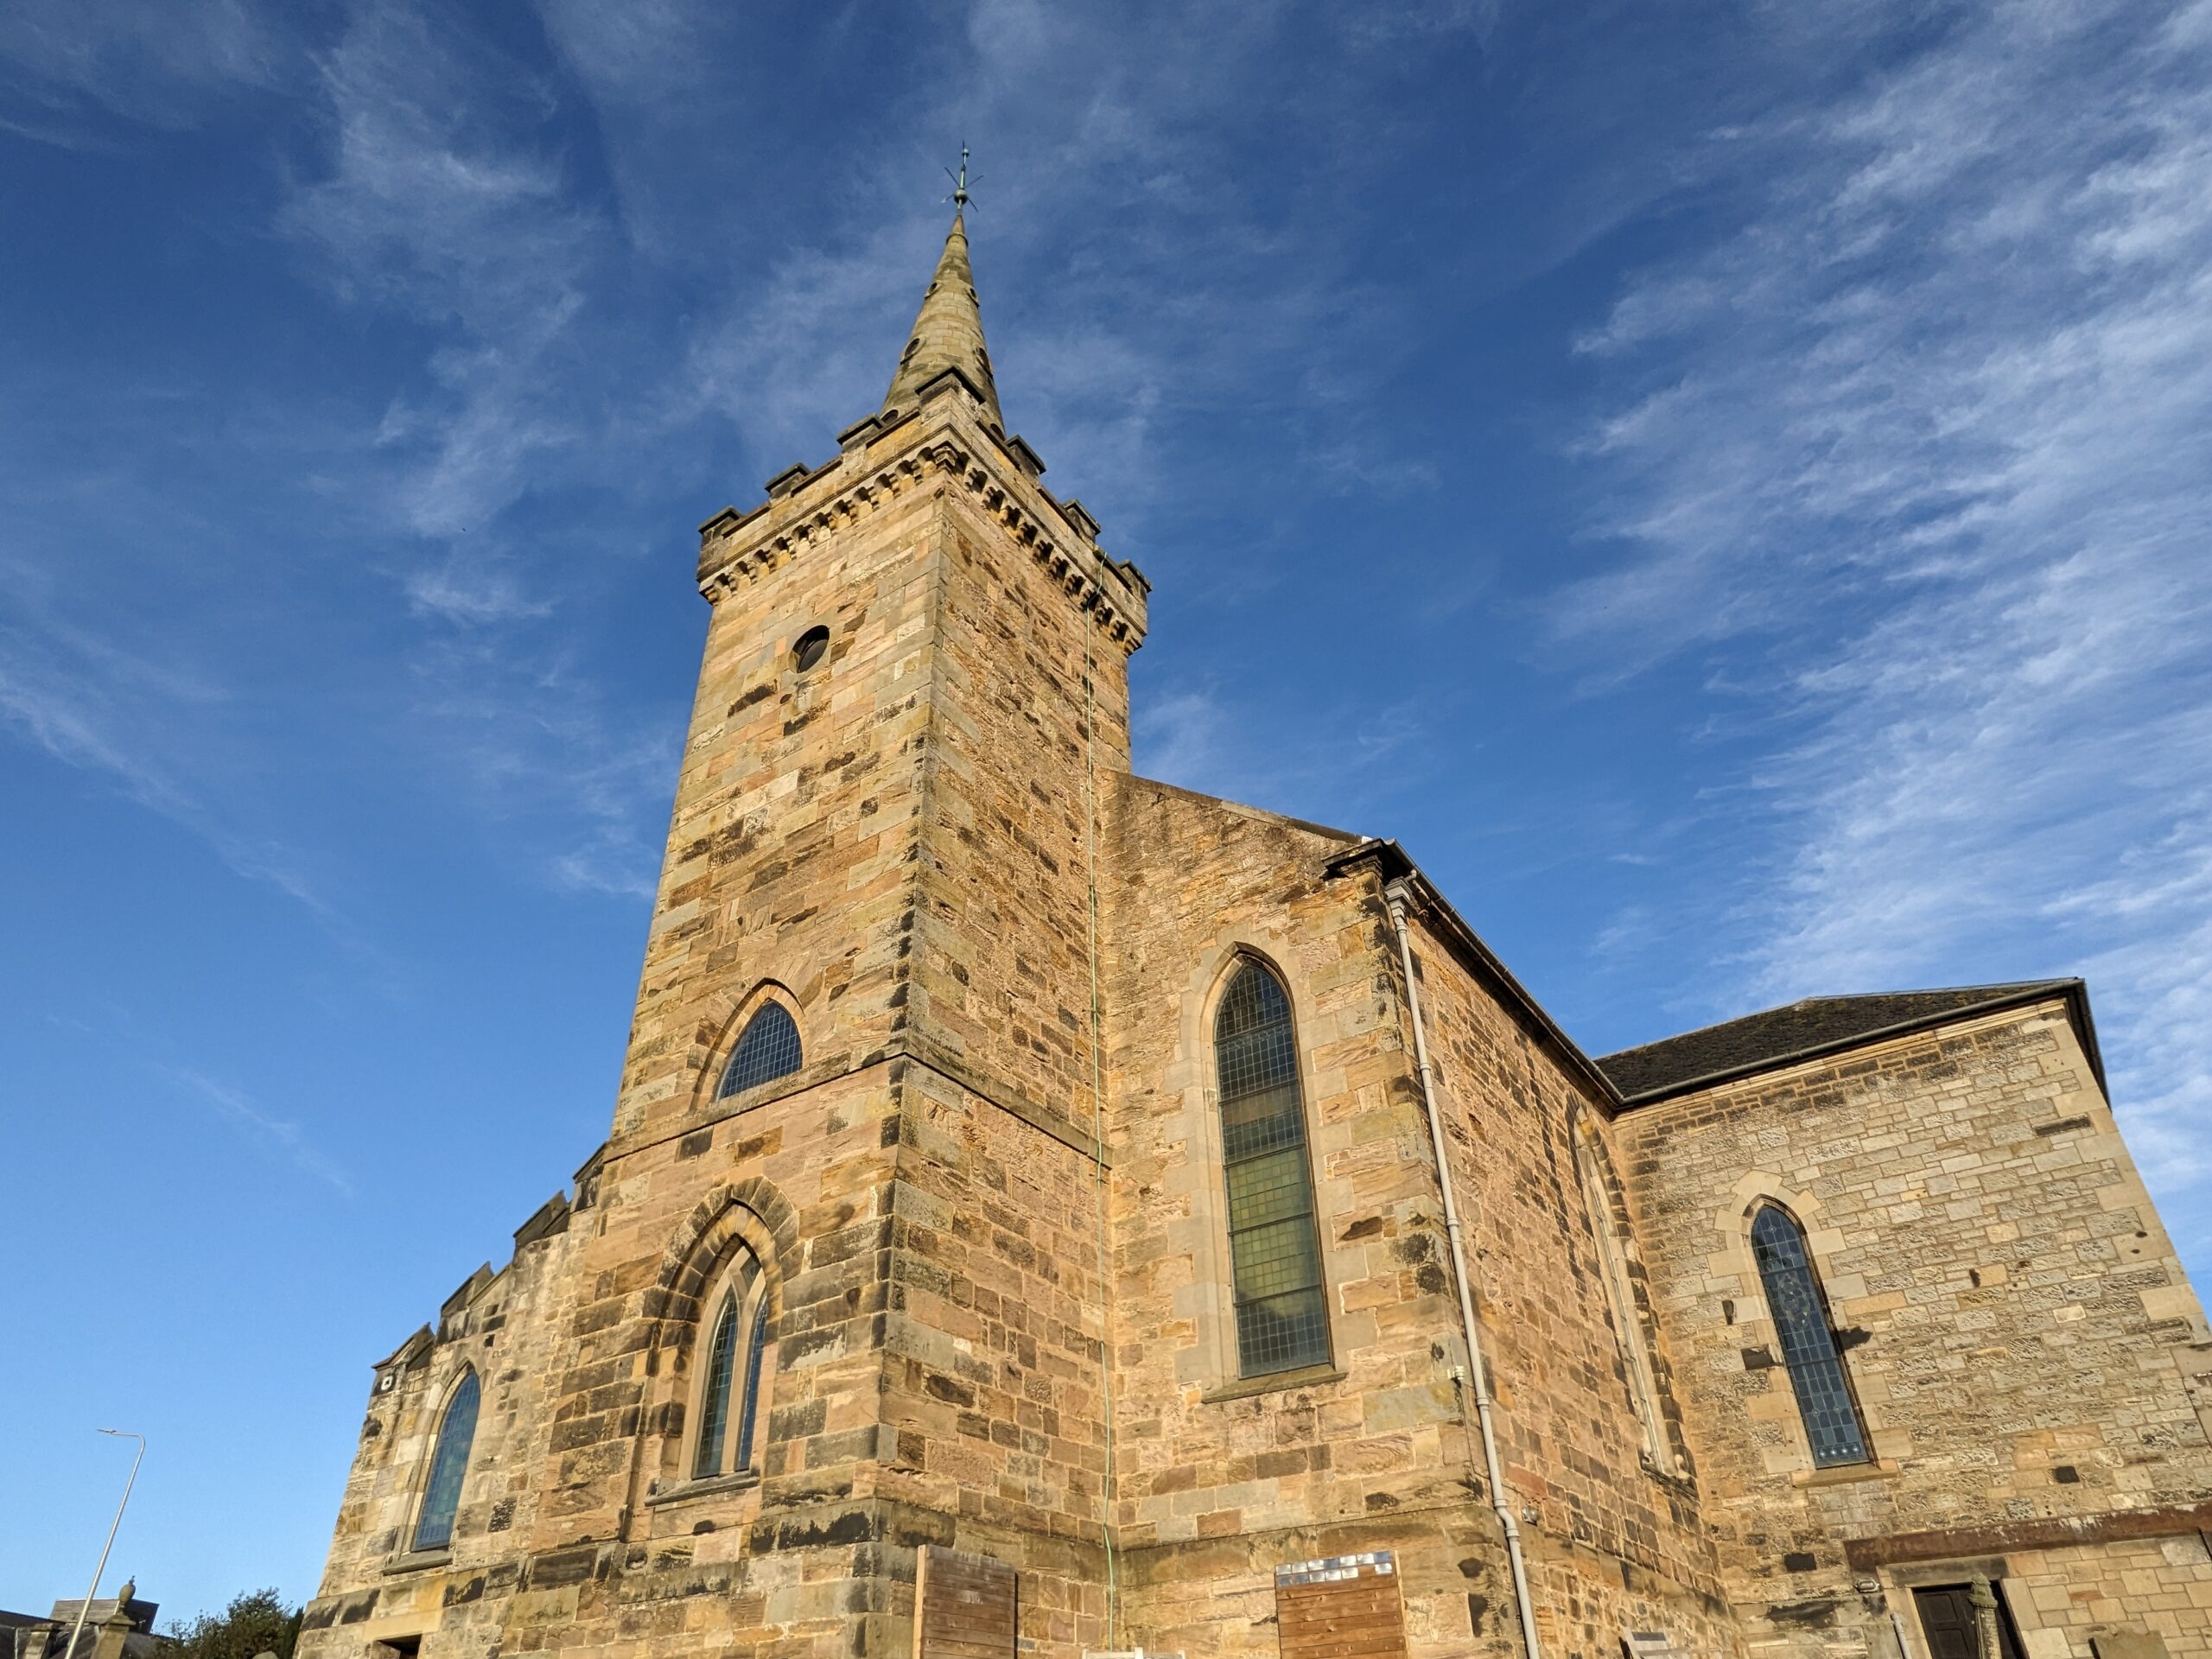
[944, 144, 977, 211]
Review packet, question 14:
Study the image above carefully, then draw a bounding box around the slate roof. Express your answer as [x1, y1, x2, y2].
[1597, 980, 2094, 1106]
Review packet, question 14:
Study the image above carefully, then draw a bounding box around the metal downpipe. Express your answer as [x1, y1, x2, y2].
[1385, 880, 1543, 1659]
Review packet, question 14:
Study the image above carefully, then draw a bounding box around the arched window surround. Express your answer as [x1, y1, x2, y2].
[1746, 1199, 1872, 1469]
[409, 1367, 480, 1554]
[696, 982, 805, 1110]
[1569, 1109, 1678, 1474]
[636, 1185, 797, 1504]
[1206, 950, 1333, 1382]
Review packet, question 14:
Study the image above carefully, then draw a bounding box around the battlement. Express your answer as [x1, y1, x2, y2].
[695, 374, 1148, 652]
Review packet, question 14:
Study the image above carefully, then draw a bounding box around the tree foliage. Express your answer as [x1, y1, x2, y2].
[159, 1591, 301, 1659]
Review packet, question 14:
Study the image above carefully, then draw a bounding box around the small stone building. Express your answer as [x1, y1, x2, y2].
[2, 1589, 161, 1659]
[295, 213, 2212, 1659]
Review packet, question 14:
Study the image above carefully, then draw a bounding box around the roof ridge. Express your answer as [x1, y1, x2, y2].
[1599, 978, 2079, 1059]
[1596, 979, 2092, 1108]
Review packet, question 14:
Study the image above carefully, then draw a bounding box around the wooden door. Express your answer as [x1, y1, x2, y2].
[1911, 1585, 2024, 1659]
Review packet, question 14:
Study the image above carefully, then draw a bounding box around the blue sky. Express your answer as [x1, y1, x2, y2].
[3, 0, 2209, 1622]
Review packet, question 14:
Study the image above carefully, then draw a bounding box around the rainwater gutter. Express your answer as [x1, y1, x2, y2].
[1385, 878, 1543, 1659]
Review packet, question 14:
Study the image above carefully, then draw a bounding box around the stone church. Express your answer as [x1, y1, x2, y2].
[296, 212, 2212, 1659]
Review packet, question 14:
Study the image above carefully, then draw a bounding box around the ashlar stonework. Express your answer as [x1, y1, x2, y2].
[296, 213, 2212, 1659]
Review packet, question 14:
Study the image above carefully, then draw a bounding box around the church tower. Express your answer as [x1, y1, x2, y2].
[525, 208, 1149, 1651]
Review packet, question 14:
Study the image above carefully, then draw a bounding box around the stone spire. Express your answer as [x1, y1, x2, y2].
[881, 211, 1002, 428]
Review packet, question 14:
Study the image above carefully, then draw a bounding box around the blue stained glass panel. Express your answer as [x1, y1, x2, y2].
[1751, 1206, 1870, 1467]
[693, 1293, 739, 1478]
[719, 1003, 803, 1098]
[412, 1370, 480, 1551]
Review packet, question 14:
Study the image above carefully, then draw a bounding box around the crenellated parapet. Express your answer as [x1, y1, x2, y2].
[305, 1154, 602, 1631]
[695, 375, 1148, 653]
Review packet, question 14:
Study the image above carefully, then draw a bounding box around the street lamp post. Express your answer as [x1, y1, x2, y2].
[60, 1430, 145, 1659]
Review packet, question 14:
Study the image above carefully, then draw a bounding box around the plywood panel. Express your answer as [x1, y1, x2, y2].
[914, 1545, 1018, 1659]
[1274, 1552, 1407, 1659]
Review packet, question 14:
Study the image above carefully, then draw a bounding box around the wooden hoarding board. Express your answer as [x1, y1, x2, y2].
[1274, 1552, 1408, 1659]
[913, 1544, 1018, 1659]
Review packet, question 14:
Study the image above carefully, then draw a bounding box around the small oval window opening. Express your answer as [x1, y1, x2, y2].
[792, 626, 830, 672]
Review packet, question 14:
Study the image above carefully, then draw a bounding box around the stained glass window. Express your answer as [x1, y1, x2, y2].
[1751, 1205, 1870, 1467]
[692, 1292, 738, 1478]
[412, 1370, 480, 1551]
[719, 1002, 803, 1098]
[1215, 960, 1329, 1376]
[734, 1300, 770, 1471]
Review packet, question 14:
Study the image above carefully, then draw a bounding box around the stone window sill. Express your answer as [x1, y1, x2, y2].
[1791, 1459, 1901, 1489]
[381, 1548, 452, 1575]
[1201, 1363, 1346, 1403]
[645, 1470, 761, 1506]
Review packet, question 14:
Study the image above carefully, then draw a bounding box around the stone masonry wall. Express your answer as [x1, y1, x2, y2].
[1616, 998, 2212, 1659]
[1993, 1533, 2212, 1657]
[298, 1199, 587, 1659]
[615, 454, 942, 1153]
[506, 396, 970, 1635]
[1399, 899, 1732, 1659]
[906, 456, 1135, 1148]
[875, 1059, 1115, 1653]
[1099, 780, 1478, 1657]
[1095, 785, 1733, 1659]
[302, 386, 1147, 1659]
[298, 287, 2212, 1659]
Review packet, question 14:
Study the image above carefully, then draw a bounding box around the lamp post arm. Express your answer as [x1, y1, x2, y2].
[60, 1432, 145, 1659]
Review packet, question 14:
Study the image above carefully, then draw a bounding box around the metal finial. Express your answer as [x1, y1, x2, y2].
[944, 144, 976, 210]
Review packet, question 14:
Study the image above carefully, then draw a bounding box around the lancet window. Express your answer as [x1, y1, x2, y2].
[412, 1370, 480, 1551]
[1214, 958, 1330, 1376]
[690, 1252, 772, 1481]
[1751, 1205, 1871, 1467]
[718, 1001, 802, 1098]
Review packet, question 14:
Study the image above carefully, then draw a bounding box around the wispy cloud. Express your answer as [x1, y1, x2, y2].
[0, 0, 286, 147]
[265, 4, 686, 893]
[629, 0, 1491, 528]
[1560, 1, 2212, 1242]
[402, 626, 677, 899]
[1134, 689, 1250, 796]
[214, 0, 1512, 914]
[169, 1067, 353, 1194]
[1131, 676, 1423, 833]
[284, 4, 602, 543]
[0, 579, 332, 917]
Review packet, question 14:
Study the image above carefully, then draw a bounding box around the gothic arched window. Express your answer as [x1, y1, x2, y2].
[412, 1370, 480, 1551]
[690, 1255, 773, 1481]
[1751, 1205, 1870, 1467]
[692, 1292, 741, 1478]
[1214, 958, 1329, 1377]
[1574, 1127, 1670, 1468]
[718, 1001, 802, 1098]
